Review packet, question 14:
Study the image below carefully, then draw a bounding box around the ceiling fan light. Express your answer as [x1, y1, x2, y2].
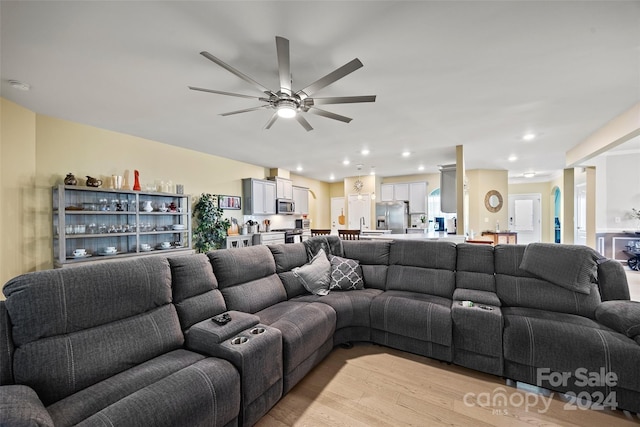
[277, 100, 297, 118]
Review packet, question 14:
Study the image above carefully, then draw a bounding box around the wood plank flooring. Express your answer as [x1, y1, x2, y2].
[257, 343, 639, 427]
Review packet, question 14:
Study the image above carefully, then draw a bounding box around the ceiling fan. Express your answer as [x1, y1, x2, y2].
[189, 36, 376, 131]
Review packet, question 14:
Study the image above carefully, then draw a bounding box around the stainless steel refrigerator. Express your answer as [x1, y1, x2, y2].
[375, 201, 409, 234]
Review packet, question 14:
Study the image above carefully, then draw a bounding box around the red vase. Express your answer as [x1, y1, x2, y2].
[133, 170, 141, 191]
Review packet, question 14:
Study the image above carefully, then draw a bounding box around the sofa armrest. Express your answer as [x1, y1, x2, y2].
[453, 288, 501, 307]
[186, 310, 260, 347]
[595, 300, 640, 343]
[0, 385, 54, 427]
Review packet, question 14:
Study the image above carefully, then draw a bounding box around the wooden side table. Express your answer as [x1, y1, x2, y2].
[481, 231, 517, 245]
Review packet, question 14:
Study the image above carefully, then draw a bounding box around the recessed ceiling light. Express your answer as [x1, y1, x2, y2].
[8, 80, 31, 91]
[523, 171, 536, 178]
[370, 166, 376, 175]
[508, 155, 518, 162]
[418, 165, 425, 171]
[361, 149, 370, 155]
[342, 159, 350, 166]
[402, 151, 411, 157]
[329, 174, 335, 180]
[296, 166, 303, 172]
[522, 133, 536, 141]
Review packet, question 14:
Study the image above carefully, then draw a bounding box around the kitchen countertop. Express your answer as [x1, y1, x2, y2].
[359, 232, 466, 243]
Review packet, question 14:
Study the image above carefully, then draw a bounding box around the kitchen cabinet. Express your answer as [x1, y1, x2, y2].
[408, 182, 427, 214]
[381, 182, 427, 213]
[52, 185, 192, 268]
[292, 185, 309, 215]
[380, 184, 394, 202]
[243, 178, 276, 215]
[269, 177, 293, 200]
[225, 234, 253, 249]
[253, 232, 286, 245]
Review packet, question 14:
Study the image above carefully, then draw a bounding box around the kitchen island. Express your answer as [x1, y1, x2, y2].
[359, 231, 466, 244]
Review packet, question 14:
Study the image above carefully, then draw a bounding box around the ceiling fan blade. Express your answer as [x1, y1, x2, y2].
[307, 107, 352, 123]
[275, 36, 291, 96]
[200, 51, 276, 96]
[295, 114, 314, 132]
[188, 86, 265, 100]
[296, 58, 363, 98]
[220, 105, 271, 116]
[264, 112, 279, 129]
[305, 95, 376, 105]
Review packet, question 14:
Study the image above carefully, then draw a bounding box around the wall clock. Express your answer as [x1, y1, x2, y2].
[353, 179, 364, 193]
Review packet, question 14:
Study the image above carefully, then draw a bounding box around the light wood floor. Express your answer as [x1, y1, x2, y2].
[627, 268, 640, 301]
[257, 343, 639, 427]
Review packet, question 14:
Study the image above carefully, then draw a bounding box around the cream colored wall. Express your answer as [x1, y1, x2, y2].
[466, 169, 508, 237]
[289, 173, 330, 229]
[1, 100, 330, 296]
[508, 180, 554, 243]
[1, 99, 37, 295]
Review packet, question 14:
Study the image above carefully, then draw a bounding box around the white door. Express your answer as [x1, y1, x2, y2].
[508, 194, 542, 245]
[575, 184, 587, 245]
[348, 194, 371, 230]
[330, 197, 345, 234]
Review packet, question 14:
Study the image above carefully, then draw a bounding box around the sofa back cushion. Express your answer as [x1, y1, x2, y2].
[342, 240, 391, 290]
[386, 240, 457, 298]
[3, 257, 183, 405]
[597, 258, 631, 301]
[268, 243, 309, 298]
[494, 245, 601, 318]
[169, 254, 227, 330]
[208, 246, 287, 313]
[456, 243, 496, 292]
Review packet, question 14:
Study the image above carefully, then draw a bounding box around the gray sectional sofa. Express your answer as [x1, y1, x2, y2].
[2, 237, 639, 426]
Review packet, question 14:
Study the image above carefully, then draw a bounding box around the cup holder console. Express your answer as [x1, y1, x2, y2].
[230, 336, 248, 345]
[250, 327, 266, 335]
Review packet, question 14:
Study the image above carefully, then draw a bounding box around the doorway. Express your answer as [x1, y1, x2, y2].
[553, 187, 561, 243]
[575, 183, 587, 246]
[330, 197, 345, 234]
[508, 194, 542, 244]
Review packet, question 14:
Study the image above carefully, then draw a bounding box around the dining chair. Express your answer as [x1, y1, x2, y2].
[338, 229, 360, 240]
[311, 229, 332, 236]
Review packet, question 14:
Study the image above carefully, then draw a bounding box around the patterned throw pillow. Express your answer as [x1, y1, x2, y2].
[328, 255, 364, 290]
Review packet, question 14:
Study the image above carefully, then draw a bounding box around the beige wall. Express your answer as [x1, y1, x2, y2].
[1, 99, 37, 289]
[466, 169, 508, 237]
[1, 98, 330, 296]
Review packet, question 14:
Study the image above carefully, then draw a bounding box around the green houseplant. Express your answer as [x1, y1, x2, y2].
[192, 194, 231, 253]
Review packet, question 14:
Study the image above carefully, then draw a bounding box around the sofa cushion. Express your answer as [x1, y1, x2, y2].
[452, 288, 501, 307]
[292, 288, 382, 330]
[268, 243, 308, 273]
[502, 308, 640, 392]
[370, 290, 452, 347]
[292, 249, 331, 296]
[342, 240, 391, 290]
[209, 246, 287, 313]
[597, 259, 631, 301]
[4, 257, 173, 347]
[169, 254, 227, 330]
[328, 255, 364, 291]
[595, 300, 640, 338]
[47, 350, 240, 427]
[255, 301, 336, 376]
[495, 245, 601, 318]
[519, 243, 601, 294]
[456, 243, 496, 292]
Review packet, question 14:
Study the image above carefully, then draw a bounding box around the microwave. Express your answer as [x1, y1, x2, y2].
[276, 199, 295, 215]
[295, 219, 310, 229]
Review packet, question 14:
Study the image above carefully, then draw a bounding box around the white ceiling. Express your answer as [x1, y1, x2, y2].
[2, 1, 639, 183]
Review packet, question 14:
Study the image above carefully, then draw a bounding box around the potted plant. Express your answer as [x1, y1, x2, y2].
[192, 194, 231, 253]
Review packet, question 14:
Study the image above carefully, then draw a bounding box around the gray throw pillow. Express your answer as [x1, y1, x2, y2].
[328, 255, 364, 290]
[292, 248, 331, 296]
[519, 243, 601, 295]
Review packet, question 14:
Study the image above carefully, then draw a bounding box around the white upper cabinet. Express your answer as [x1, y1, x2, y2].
[271, 177, 293, 200]
[380, 181, 427, 213]
[292, 186, 309, 215]
[243, 178, 276, 215]
[408, 182, 427, 213]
